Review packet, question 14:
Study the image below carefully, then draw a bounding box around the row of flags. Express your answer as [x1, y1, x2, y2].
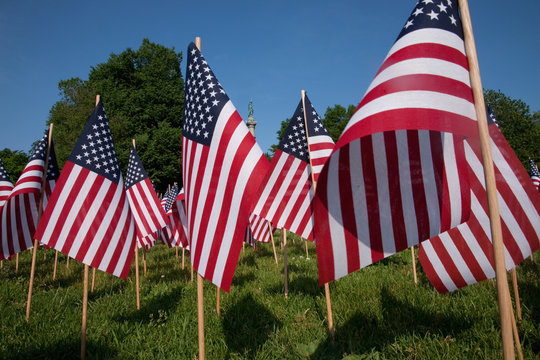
[0, 0, 538, 299]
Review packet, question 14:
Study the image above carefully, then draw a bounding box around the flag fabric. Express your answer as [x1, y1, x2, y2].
[171, 188, 189, 249]
[0, 158, 14, 210]
[160, 184, 184, 248]
[125, 143, 169, 244]
[182, 42, 269, 292]
[418, 110, 540, 293]
[34, 100, 136, 279]
[529, 158, 540, 191]
[313, 0, 478, 285]
[248, 213, 273, 244]
[252, 95, 334, 241]
[138, 232, 158, 250]
[0, 134, 59, 260]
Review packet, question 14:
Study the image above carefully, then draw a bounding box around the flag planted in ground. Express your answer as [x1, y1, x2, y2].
[0, 134, 59, 260]
[125, 143, 169, 247]
[252, 94, 334, 241]
[529, 158, 540, 191]
[418, 108, 540, 293]
[314, 0, 477, 284]
[34, 99, 136, 278]
[0, 158, 14, 209]
[182, 42, 269, 292]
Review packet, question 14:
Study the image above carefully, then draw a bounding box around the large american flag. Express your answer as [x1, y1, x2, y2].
[182, 42, 269, 292]
[125, 143, 169, 245]
[529, 158, 540, 191]
[313, 0, 478, 284]
[418, 111, 540, 293]
[34, 100, 137, 279]
[0, 134, 59, 260]
[252, 95, 334, 241]
[0, 158, 14, 210]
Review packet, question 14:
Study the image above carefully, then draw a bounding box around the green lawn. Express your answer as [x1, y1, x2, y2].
[0, 231, 538, 359]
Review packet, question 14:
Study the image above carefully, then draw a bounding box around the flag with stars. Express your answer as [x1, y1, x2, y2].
[161, 184, 187, 248]
[418, 107, 540, 293]
[0, 134, 59, 260]
[529, 158, 540, 191]
[34, 100, 136, 278]
[125, 143, 169, 247]
[0, 158, 14, 209]
[314, 0, 477, 285]
[182, 42, 269, 292]
[252, 95, 334, 242]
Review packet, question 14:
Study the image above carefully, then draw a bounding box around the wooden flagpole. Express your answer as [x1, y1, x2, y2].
[91, 268, 96, 292]
[510, 269, 522, 322]
[458, 1, 514, 358]
[132, 139, 141, 310]
[216, 287, 221, 317]
[25, 122, 53, 323]
[143, 248, 147, 276]
[411, 246, 418, 285]
[176, 246, 179, 261]
[15, 253, 19, 273]
[282, 229, 288, 300]
[268, 221, 278, 266]
[195, 36, 206, 360]
[53, 250, 58, 280]
[66, 256, 70, 269]
[81, 94, 101, 360]
[182, 248, 185, 270]
[510, 305, 524, 360]
[301, 89, 334, 337]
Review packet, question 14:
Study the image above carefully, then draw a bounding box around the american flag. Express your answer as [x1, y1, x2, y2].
[171, 188, 189, 249]
[529, 158, 540, 191]
[0, 134, 59, 260]
[125, 143, 169, 245]
[248, 213, 273, 244]
[0, 158, 14, 209]
[418, 113, 540, 293]
[252, 95, 334, 241]
[313, 0, 478, 284]
[161, 184, 185, 248]
[182, 42, 269, 292]
[34, 100, 137, 279]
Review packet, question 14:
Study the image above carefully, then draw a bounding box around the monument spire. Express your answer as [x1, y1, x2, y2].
[246, 99, 257, 138]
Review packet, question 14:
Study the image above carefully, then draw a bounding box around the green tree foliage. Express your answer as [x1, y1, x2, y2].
[0, 148, 28, 183]
[48, 39, 184, 193]
[484, 89, 540, 167]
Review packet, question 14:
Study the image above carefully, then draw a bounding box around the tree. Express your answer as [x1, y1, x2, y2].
[484, 89, 540, 167]
[0, 148, 28, 183]
[48, 39, 184, 193]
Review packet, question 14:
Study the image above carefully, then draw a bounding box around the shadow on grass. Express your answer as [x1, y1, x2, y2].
[309, 286, 475, 359]
[233, 272, 256, 287]
[222, 293, 282, 359]
[113, 285, 183, 323]
[239, 252, 257, 267]
[2, 337, 118, 359]
[144, 263, 191, 284]
[88, 280, 127, 302]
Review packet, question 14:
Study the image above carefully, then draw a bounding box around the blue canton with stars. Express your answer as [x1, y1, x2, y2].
[398, 0, 463, 41]
[125, 144, 149, 189]
[277, 95, 327, 163]
[486, 104, 500, 127]
[183, 42, 230, 147]
[164, 184, 179, 212]
[68, 100, 122, 184]
[530, 159, 540, 178]
[0, 158, 11, 182]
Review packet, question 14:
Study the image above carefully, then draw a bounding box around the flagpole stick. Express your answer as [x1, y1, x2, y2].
[25, 123, 53, 323]
[176, 246, 179, 261]
[301, 89, 334, 336]
[510, 304, 524, 360]
[135, 247, 140, 310]
[143, 248, 147, 276]
[53, 250, 58, 280]
[66, 256, 70, 269]
[268, 222, 278, 266]
[510, 269, 521, 322]
[194, 36, 206, 360]
[182, 248, 185, 270]
[15, 253, 19, 273]
[411, 246, 418, 285]
[81, 264, 89, 360]
[459, 1, 514, 357]
[216, 286, 221, 317]
[282, 229, 288, 300]
[304, 240, 309, 259]
[91, 268, 96, 292]
[191, 259, 194, 282]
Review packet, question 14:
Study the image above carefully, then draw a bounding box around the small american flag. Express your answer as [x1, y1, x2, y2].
[252, 94, 334, 241]
[182, 42, 268, 291]
[418, 113, 540, 293]
[529, 158, 540, 191]
[313, 0, 477, 285]
[0, 158, 14, 209]
[247, 213, 272, 244]
[34, 99, 137, 279]
[161, 184, 185, 248]
[125, 143, 169, 246]
[0, 134, 59, 260]
[171, 188, 189, 249]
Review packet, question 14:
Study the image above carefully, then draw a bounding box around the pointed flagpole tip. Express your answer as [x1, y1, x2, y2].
[195, 37, 201, 51]
[95, 94, 101, 106]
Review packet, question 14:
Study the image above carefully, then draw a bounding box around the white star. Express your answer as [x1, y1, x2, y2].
[76, 155, 82, 160]
[427, 10, 439, 20]
[405, 20, 414, 28]
[437, 2, 447, 12]
[212, 100, 219, 106]
[449, 14, 457, 25]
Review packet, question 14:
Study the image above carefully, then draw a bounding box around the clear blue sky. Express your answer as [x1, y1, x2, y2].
[1, 0, 538, 157]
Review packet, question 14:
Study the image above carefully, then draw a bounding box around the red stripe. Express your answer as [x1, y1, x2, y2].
[429, 131, 444, 233]
[338, 144, 361, 273]
[407, 130, 430, 242]
[106, 206, 135, 279]
[417, 244, 449, 294]
[430, 235, 468, 289]
[455, 136, 470, 224]
[259, 151, 293, 219]
[336, 108, 477, 150]
[449, 226, 488, 284]
[189, 143, 210, 268]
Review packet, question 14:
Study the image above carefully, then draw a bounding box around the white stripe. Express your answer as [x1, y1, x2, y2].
[366, 57, 472, 95]
[396, 131, 419, 247]
[252, 152, 289, 215]
[127, 188, 147, 237]
[141, 181, 167, 228]
[419, 130, 441, 237]
[276, 163, 309, 228]
[372, 133, 395, 256]
[421, 240, 457, 292]
[442, 133, 462, 228]
[187, 141, 204, 261]
[112, 214, 135, 277]
[344, 91, 477, 134]
[288, 184, 313, 240]
[459, 223, 495, 280]
[438, 230, 477, 286]
[386, 28, 466, 59]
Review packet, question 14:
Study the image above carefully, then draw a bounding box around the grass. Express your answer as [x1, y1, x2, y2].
[0, 231, 538, 359]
